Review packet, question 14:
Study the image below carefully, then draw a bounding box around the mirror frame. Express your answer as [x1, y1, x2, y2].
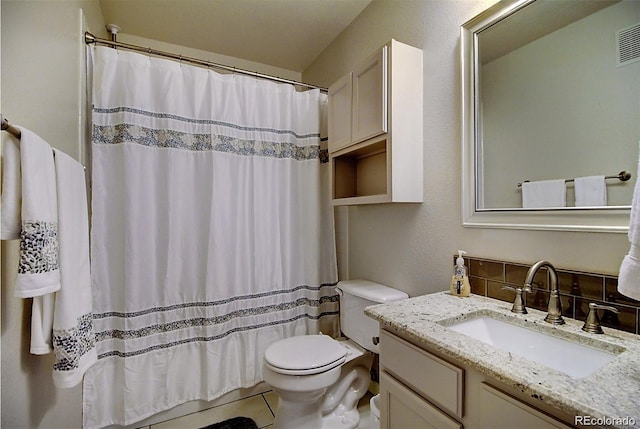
[461, 0, 631, 233]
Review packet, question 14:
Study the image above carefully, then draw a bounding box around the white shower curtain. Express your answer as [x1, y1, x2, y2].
[83, 46, 338, 428]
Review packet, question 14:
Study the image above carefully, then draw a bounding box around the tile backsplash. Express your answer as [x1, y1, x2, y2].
[459, 255, 640, 335]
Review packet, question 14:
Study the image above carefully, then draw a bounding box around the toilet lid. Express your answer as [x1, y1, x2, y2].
[264, 335, 347, 375]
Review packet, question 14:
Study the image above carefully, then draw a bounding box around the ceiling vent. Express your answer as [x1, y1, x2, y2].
[617, 22, 640, 67]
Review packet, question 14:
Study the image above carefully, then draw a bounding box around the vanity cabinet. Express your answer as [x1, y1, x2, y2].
[379, 330, 575, 429]
[328, 39, 423, 205]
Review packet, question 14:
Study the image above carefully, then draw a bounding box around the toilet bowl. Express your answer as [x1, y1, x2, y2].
[263, 335, 372, 429]
[262, 280, 408, 429]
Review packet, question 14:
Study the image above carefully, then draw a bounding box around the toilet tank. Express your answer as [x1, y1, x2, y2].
[336, 280, 408, 354]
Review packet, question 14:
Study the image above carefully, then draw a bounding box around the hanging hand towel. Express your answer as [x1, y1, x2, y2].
[14, 128, 61, 298]
[49, 149, 96, 387]
[1, 133, 22, 239]
[522, 179, 566, 208]
[618, 143, 640, 301]
[575, 175, 607, 207]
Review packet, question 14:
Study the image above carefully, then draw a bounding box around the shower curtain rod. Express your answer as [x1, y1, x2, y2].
[1, 115, 22, 139]
[84, 32, 328, 93]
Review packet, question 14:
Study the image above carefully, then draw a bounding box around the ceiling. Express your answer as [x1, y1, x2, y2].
[99, 0, 372, 73]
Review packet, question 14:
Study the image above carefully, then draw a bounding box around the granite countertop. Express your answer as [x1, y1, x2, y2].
[365, 291, 640, 428]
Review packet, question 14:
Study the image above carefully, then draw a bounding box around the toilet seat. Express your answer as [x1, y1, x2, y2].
[264, 335, 347, 376]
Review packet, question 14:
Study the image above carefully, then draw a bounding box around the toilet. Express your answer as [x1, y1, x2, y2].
[262, 280, 408, 429]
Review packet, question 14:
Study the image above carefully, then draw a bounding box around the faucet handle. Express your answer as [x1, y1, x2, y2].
[502, 285, 532, 293]
[502, 285, 531, 314]
[582, 302, 620, 334]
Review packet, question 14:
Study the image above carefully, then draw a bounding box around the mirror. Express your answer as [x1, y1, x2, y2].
[462, 0, 640, 232]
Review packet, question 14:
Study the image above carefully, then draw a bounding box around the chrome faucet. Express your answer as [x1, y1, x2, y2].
[524, 260, 565, 325]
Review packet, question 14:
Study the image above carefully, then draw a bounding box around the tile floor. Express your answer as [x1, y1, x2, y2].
[145, 389, 374, 429]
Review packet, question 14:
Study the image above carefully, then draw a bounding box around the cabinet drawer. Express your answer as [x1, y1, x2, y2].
[380, 330, 464, 418]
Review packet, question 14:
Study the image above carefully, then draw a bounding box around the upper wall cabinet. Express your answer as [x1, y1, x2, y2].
[328, 40, 423, 205]
[328, 73, 353, 152]
[329, 47, 388, 152]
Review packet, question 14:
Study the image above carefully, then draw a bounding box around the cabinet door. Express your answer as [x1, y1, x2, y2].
[479, 383, 573, 429]
[381, 330, 463, 418]
[328, 72, 352, 153]
[380, 372, 462, 429]
[351, 45, 387, 144]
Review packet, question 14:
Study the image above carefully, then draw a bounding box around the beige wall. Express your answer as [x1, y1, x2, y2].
[303, 0, 631, 298]
[1, 1, 106, 427]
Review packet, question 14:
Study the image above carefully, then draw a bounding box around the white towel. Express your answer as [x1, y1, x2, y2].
[1, 133, 22, 239]
[49, 149, 97, 387]
[522, 179, 566, 208]
[575, 175, 607, 207]
[14, 127, 61, 298]
[618, 143, 640, 301]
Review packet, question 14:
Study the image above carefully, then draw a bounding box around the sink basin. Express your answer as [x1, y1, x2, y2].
[445, 315, 621, 378]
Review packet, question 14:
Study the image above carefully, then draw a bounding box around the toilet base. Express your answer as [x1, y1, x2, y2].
[320, 363, 371, 429]
[271, 365, 371, 429]
[268, 351, 373, 429]
[273, 389, 327, 429]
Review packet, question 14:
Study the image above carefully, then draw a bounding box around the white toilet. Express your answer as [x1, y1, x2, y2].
[262, 280, 408, 429]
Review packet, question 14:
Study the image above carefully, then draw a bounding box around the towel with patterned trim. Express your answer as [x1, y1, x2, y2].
[14, 128, 61, 298]
[50, 149, 96, 387]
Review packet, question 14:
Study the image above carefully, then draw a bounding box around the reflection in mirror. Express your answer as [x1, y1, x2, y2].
[462, 0, 640, 232]
[479, 0, 639, 209]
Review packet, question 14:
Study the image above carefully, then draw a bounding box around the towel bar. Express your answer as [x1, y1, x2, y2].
[517, 171, 631, 188]
[1, 115, 22, 139]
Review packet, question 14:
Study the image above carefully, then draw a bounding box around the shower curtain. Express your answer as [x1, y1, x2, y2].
[83, 46, 338, 428]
